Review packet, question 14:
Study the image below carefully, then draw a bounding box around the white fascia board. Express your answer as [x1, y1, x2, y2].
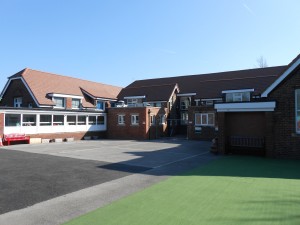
[168, 84, 179, 103]
[177, 93, 197, 97]
[222, 89, 254, 94]
[200, 98, 223, 101]
[262, 57, 300, 97]
[96, 97, 117, 101]
[124, 95, 146, 99]
[48, 93, 84, 99]
[0, 108, 106, 115]
[214, 102, 276, 112]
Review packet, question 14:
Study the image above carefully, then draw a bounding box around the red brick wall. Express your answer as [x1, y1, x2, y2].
[267, 67, 300, 159]
[0, 113, 4, 137]
[29, 131, 106, 141]
[0, 79, 38, 108]
[107, 107, 168, 140]
[66, 98, 72, 109]
[188, 106, 217, 140]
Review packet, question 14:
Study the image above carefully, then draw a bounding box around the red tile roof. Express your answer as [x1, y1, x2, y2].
[124, 66, 287, 99]
[9, 68, 122, 107]
[118, 83, 178, 102]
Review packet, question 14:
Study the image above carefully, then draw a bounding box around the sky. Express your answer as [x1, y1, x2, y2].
[1, 0, 300, 90]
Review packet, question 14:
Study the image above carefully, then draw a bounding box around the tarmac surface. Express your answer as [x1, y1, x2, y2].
[0, 139, 218, 225]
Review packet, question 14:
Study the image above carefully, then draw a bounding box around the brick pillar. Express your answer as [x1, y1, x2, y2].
[217, 112, 226, 154]
[66, 98, 72, 109]
[0, 113, 4, 136]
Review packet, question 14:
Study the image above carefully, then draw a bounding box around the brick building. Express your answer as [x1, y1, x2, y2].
[0, 68, 122, 141]
[1, 53, 300, 158]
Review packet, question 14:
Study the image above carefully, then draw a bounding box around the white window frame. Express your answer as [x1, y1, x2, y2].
[150, 115, 155, 125]
[181, 112, 188, 125]
[72, 99, 81, 109]
[159, 114, 166, 125]
[118, 114, 125, 125]
[180, 97, 190, 110]
[296, 90, 300, 134]
[195, 113, 214, 126]
[53, 97, 65, 108]
[14, 97, 22, 108]
[131, 114, 139, 125]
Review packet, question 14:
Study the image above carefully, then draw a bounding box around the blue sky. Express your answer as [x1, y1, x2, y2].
[1, 0, 300, 90]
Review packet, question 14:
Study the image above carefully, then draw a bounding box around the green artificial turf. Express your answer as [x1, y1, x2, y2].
[63, 156, 300, 225]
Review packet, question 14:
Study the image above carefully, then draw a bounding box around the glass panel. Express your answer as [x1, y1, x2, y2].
[242, 92, 250, 101]
[78, 115, 86, 125]
[97, 116, 105, 125]
[22, 114, 36, 126]
[297, 111, 300, 133]
[53, 115, 64, 126]
[5, 114, 21, 126]
[54, 97, 65, 107]
[72, 99, 80, 109]
[67, 115, 76, 125]
[297, 90, 300, 108]
[201, 114, 207, 125]
[96, 101, 104, 110]
[118, 115, 124, 124]
[40, 115, 52, 126]
[208, 114, 214, 125]
[89, 116, 97, 125]
[226, 93, 233, 102]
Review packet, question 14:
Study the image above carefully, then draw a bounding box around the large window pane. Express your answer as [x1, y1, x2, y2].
[97, 116, 105, 125]
[67, 115, 76, 125]
[78, 115, 86, 125]
[72, 99, 80, 109]
[23, 114, 36, 126]
[40, 115, 52, 126]
[89, 116, 97, 125]
[53, 97, 65, 108]
[53, 115, 64, 126]
[5, 114, 21, 127]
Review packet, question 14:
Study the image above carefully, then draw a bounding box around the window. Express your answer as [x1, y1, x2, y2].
[67, 115, 76, 125]
[53, 97, 65, 108]
[89, 116, 97, 125]
[22, 114, 36, 126]
[53, 115, 64, 126]
[181, 112, 188, 125]
[131, 114, 139, 125]
[296, 90, 300, 133]
[226, 92, 250, 102]
[127, 99, 142, 107]
[78, 115, 86, 125]
[40, 115, 52, 126]
[96, 101, 104, 110]
[118, 115, 125, 125]
[159, 114, 166, 124]
[195, 113, 214, 126]
[180, 97, 190, 110]
[150, 115, 155, 125]
[72, 99, 80, 109]
[97, 116, 105, 125]
[5, 114, 21, 126]
[14, 97, 22, 107]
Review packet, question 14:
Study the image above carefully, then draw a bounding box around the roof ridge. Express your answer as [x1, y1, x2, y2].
[133, 65, 287, 82]
[25, 68, 122, 89]
[127, 83, 178, 89]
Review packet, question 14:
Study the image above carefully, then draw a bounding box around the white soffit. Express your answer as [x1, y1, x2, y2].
[124, 95, 146, 99]
[222, 89, 254, 94]
[214, 102, 276, 112]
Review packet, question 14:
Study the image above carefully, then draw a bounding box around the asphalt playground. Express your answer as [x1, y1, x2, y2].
[0, 139, 217, 225]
